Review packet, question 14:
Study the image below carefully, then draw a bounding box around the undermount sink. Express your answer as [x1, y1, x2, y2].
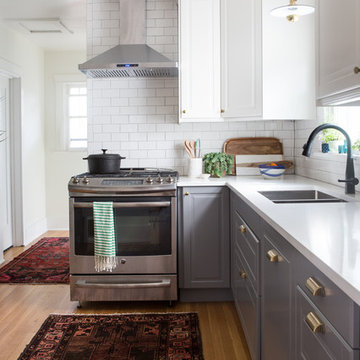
[258, 190, 347, 204]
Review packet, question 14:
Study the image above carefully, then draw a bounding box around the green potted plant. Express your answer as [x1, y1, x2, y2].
[320, 129, 342, 153]
[352, 139, 360, 155]
[203, 152, 233, 178]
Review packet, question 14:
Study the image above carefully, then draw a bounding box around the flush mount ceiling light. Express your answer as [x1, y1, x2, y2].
[270, 0, 315, 23]
[6, 18, 73, 34]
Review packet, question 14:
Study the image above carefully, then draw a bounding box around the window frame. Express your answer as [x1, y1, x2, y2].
[55, 75, 87, 151]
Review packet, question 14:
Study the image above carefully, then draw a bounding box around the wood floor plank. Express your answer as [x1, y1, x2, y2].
[0, 231, 251, 360]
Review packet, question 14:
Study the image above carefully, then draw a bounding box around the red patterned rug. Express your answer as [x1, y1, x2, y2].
[18, 313, 204, 360]
[0, 237, 69, 284]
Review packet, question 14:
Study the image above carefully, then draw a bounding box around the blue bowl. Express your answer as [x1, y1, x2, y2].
[258, 164, 286, 178]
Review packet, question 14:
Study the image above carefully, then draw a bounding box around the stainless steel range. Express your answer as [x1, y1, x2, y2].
[68, 168, 178, 303]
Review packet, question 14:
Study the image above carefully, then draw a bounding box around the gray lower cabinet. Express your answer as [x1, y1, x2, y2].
[261, 222, 296, 360]
[231, 192, 260, 360]
[230, 189, 360, 360]
[296, 286, 360, 360]
[178, 186, 230, 289]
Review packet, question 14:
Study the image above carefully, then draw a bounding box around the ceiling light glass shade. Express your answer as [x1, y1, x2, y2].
[271, 1, 315, 22]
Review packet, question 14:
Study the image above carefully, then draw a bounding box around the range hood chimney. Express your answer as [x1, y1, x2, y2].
[79, 0, 178, 78]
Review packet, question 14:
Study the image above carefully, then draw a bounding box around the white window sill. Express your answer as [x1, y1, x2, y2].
[311, 152, 360, 162]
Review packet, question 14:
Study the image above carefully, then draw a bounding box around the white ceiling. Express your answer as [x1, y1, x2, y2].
[0, 0, 86, 51]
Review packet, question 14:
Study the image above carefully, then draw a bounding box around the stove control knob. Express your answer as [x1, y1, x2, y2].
[166, 176, 174, 183]
[145, 176, 154, 184]
[71, 176, 79, 184]
[82, 176, 89, 184]
[156, 176, 164, 183]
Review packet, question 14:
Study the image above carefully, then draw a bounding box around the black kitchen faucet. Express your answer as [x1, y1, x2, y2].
[302, 124, 359, 194]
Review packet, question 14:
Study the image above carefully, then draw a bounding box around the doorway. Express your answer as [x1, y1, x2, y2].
[0, 75, 12, 252]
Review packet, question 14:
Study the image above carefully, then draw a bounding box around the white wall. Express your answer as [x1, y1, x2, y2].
[44, 51, 87, 229]
[87, 0, 296, 175]
[0, 23, 46, 245]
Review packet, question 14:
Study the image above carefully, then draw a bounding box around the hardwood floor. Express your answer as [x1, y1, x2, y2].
[0, 231, 251, 360]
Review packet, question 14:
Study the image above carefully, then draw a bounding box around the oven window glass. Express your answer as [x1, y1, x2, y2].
[74, 198, 172, 256]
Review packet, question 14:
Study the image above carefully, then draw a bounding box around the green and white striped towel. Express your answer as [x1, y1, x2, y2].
[93, 202, 117, 272]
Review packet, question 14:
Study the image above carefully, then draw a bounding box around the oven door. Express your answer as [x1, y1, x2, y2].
[69, 196, 176, 274]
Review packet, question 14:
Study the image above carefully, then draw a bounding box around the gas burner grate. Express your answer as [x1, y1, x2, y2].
[76, 168, 179, 179]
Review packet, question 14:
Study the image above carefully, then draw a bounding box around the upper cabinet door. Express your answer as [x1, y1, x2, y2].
[317, 0, 360, 101]
[220, 0, 262, 118]
[179, 0, 221, 122]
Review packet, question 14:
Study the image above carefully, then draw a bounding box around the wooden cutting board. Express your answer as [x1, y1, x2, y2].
[223, 137, 284, 175]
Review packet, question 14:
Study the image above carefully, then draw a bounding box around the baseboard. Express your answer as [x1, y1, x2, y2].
[24, 217, 48, 246]
[46, 216, 69, 230]
[179, 288, 233, 302]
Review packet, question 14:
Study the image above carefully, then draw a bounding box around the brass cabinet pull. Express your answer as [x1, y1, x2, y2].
[182, 109, 186, 114]
[221, 109, 225, 113]
[184, 192, 189, 196]
[240, 270, 247, 279]
[306, 277, 325, 297]
[354, 66, 360, 74]
[266, 249, 279, 263]
[305, 312, 325, 334]
[240, 225, 247, 233]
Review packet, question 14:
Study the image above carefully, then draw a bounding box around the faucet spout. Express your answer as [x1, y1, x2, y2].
[302, 124, 359, 194]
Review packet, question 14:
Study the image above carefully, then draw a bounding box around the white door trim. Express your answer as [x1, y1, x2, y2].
[0, 58, 24, 247]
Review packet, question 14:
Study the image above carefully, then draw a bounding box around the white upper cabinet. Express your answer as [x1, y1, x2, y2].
[220, 0, 262, 118]
[179, 0, 316, 122]
[317, 0, 360, 103]
[179, 0, 221, 122]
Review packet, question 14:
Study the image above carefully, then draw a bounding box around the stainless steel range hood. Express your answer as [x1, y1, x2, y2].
[79, 0, 178, 78]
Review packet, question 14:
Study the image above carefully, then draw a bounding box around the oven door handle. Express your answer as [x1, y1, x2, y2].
[74, 201, 171, 208]
[75, 279, 171, 289]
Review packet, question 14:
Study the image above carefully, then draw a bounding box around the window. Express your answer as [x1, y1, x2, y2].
[65, 84, 87, 149]
[321, 106, 360, 153]
[55, 75, 87, 151]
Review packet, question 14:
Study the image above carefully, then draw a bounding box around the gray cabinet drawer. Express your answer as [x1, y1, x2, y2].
[231, 191, 261, 238]
[296, 255, 360, 348]
[233, 209, 259, 292]
[233, 244, 259, 360]
[296, 286, 360, 360]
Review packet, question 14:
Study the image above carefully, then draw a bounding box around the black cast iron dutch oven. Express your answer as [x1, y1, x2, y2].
[83, 149, 126, 174]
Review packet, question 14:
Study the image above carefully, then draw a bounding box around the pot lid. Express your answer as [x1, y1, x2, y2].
[85, 149, 125, 160]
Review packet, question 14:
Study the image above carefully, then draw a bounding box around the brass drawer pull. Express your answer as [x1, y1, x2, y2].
[305, 312, 325, 334]
[354, 66, 360, 74]
[266, 249, 279, 263]
[240, 270, 247, 279]
[306, 277, 325, 297]
[221, 109, 225, 113]
[184, 192, 189, 196]
[240, 225, 247, 233]
[182, 109, 186, 114]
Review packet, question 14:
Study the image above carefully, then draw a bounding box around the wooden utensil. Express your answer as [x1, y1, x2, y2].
[184, 140, 194, 158]
[190, 140, 196, 158]
[223, 137, 284, 174]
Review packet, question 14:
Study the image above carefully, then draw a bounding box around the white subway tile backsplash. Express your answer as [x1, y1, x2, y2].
[129, 132, 147, 141]
[111, 132, 128, 141]
[87, 0, 296, 176]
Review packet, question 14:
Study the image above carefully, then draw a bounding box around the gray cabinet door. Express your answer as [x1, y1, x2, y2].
[178, 186, 230, 288]
[261, 222, 295, 360]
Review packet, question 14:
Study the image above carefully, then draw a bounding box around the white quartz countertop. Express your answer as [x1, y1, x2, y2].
[178, 175, 360, 306]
